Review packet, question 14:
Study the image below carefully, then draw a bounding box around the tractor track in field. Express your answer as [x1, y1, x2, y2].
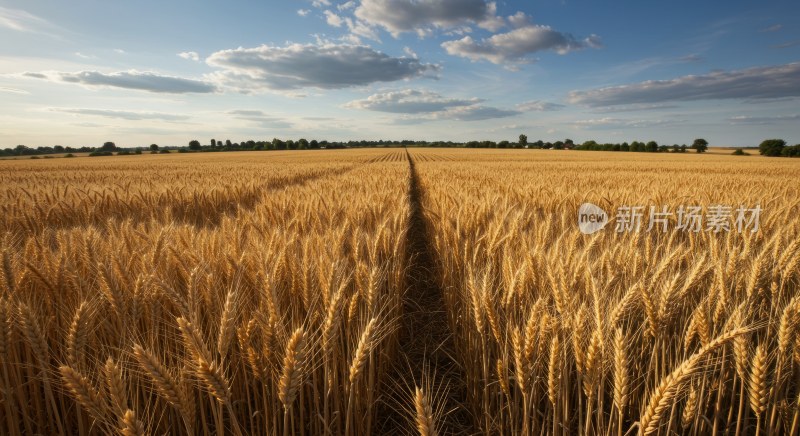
[374, 148, 475, 435]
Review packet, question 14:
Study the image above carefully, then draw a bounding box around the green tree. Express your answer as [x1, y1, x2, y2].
[101, 141, 116, 151]
[759, 139, 786, 156]
[691, 138, 708, 153]
[188, 140, 201, 150]
[149, 144, 159, 152]
[519, 134, 528, 148]
[646, 141, 659, 152]
[210, 139, 216, 147]
[298, 138, 309, 149]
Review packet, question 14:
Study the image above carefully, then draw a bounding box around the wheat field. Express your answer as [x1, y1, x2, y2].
[0, 148, 798, 435]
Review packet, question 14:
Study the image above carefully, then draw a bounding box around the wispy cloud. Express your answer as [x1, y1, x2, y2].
[346, 88, 520, 122]
[0, 87, 29, 94]
[728, 114, 800, 125]
[760, 24, 782, 32]
[22, 70, 217, 94]
[569, 62, 800, 106]
[772, 41, 800, 49]
[515, 100, 564, 111]
[344, 89, 480, 113]
[48, 107, 192, 121]
[571, 117, 677, 129]
[0, 6, 51, 33]
[226, 109, 293, 128]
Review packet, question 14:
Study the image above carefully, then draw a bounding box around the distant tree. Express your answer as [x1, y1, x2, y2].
[498, 140, 510, 149]
[782, 144, 800, 157]
[553, 141, 564, 150]
[646, 141, 659, 152]
[149, 144, 159, 152]
[54, 145, 65, 153]
[225, 139, 232, 147]
[680, 144, 687, 153]
[101, 141, 116, 151]
[732, 148, 747, 156]
[691, 138, 708, 153]
[211, 139, 216, 147]
[564, 138, 574, 149]
[519, 134, 528, 148]
[759, 139, 786, 156]
[188, 140, 201, 150]
[542, 142, 553, 149]
[309, 139, 319, 149]
[298, 138, 309, 149]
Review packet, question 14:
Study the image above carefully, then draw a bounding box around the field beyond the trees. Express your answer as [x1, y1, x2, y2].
[1, 148, 799, 435]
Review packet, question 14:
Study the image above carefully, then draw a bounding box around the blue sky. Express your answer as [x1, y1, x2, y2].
[1, 0, 799, 147]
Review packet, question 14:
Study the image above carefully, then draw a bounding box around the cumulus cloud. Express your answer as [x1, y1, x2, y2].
[442, 25, 601, 65]
[205, 43, 437, 91]
[516, 100, 564, 111]
[344, 89, 480, 113]
[178, 51, 200, 61]
[297, 9, 311, 16]
[48, 107, 191, 121]
[354, 0, 503, 36]
[568, 62, 800, 106]
[338, 1, 356, 11]
[324, 10, 344, 27]
[346, 89, 520, 122]
[22, 70, 217, 93]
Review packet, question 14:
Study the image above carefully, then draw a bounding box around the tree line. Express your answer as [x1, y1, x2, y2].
[2, 136, 799, 157]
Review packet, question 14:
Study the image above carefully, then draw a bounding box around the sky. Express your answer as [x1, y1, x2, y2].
[1, 0, 799, 148]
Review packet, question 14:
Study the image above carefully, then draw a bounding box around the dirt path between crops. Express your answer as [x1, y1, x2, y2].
[374, 149, 475, 435]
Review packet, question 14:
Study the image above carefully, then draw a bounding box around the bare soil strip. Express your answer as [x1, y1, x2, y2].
[375, 149, 474, 435]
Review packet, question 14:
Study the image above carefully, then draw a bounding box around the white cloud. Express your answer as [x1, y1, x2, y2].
[178, 51, 200, 61]
[0, 87, 28, 94]
[442, 25, 601, 65]
[22, 70, 217, 93]
[568, 62, 800, 106]
[760, 24, 782, 32]
[74, 52, 95, 59]
[338, 1, 356, 11]
[227, 110, 293, 128]
[205, 43, 437, 91]
[571, 117, 676, 129]
[312, 0, 331, 7]
[354, 0, 503, 37]
[346, 89, 520, 122]
[728, 114, 800, 125]
[345, 89, 481, 113]
[297, 9, 311, 17]
[515, 100, 564, 111]
[113, 48, 126, 54]
[48, 107, 191, 121]
[0, 6, 50, 33]
[324, 10, 344, 27]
